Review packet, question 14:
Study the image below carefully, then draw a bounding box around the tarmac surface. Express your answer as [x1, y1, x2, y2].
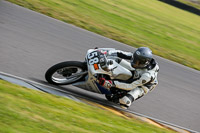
[0, 0, 200, 132]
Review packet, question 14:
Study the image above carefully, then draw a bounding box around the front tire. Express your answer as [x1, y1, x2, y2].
[45, 61, 87, 85]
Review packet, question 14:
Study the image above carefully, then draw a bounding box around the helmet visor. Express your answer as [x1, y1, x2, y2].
[131, 56, 151, 68]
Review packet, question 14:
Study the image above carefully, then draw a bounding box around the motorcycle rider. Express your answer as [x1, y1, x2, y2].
[99, 47, 159, 108]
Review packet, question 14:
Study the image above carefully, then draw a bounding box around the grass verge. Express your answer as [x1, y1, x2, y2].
[6, 0, 200, 70]
[0, 80, 175, 133]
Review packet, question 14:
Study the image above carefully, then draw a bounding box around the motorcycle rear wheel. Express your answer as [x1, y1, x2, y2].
[45, 61, 87, 85]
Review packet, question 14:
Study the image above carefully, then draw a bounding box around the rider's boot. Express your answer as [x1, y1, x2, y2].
[119, 94, 134, 109]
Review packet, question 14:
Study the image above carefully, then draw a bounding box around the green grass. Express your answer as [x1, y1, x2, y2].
[7, 0, 200, 70]
[0, 80, 175, 133]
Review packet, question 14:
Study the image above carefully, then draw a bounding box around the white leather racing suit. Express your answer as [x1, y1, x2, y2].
[108, 50, 159, 107]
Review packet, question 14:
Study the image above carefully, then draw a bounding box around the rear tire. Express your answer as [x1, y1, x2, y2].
[45, 61, 87, 85]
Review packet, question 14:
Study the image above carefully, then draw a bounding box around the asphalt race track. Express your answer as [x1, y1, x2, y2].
[1, 1, 200, 132]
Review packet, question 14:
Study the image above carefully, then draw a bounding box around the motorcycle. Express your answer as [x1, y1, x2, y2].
[45, 48, 133, 103]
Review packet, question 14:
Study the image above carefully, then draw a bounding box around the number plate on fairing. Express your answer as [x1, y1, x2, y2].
[87, 51, 99, 65]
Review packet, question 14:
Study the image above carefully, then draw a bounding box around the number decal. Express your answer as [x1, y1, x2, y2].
[89, 57, 99, 65]
[87, 51, 99, 65]
[88, 52, 98, 59]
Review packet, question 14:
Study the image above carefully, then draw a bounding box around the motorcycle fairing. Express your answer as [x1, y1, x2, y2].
[72, 80, 112, 94]
[73, 48, 133, 94]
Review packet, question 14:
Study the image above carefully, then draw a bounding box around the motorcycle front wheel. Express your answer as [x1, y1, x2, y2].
[45, 61, 87, 85]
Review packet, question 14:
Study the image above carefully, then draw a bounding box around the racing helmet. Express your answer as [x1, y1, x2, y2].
[131, 47, 152, 68]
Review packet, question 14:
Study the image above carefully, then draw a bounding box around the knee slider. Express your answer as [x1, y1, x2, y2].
[129, 87, 144, 100]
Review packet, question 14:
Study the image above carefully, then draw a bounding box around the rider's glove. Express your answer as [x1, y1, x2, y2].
[99, 78, 115, 89]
